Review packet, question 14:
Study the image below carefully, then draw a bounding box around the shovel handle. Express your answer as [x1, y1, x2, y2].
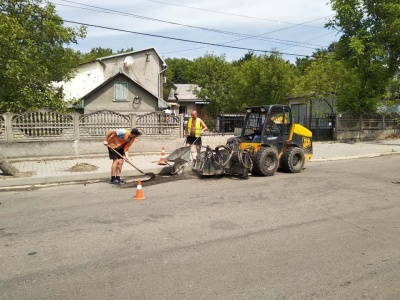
[107, 145, 142, 172]
[106, 145, 156, 180]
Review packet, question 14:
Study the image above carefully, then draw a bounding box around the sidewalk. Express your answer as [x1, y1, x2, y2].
[1, 139, 399, 188]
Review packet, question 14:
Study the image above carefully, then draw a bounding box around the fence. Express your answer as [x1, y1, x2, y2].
[335, 112, 400, 141]
[203, 114, 246, 136]
[0, 110, 183, 143]
[310, 116, 336, 141]
[1, 110, 399, 144]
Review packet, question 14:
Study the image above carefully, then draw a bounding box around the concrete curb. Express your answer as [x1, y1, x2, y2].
[311, 151, 400, 162]
[0, 166, 173, 190]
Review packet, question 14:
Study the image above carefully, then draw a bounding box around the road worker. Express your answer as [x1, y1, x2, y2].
[103, 128, 142, 184]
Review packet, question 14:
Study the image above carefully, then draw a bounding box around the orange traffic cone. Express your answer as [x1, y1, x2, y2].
[134, 180, 145, 200]
[158, 146, 167, 165]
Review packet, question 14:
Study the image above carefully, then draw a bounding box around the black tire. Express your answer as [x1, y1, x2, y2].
[172, 161, 185, 175]
[280, 147, 305, 173]
[252, 147, 279, 176]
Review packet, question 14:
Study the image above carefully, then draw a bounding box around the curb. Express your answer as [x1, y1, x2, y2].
[1, 151, 399, 190]
[0, 166, 173, 190]
[311, 151, 400, 162]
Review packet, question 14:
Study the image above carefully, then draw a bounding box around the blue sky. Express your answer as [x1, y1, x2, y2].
[53, 0, 340, 63]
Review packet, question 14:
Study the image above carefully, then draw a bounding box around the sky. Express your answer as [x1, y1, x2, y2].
[52, 0, 341, 63]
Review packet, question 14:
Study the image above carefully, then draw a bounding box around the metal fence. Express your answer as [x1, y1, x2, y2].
[203, 114, 246, 136]
[310, 116, 336, 141]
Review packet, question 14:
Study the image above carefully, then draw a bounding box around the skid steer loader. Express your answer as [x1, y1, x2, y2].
[194, 104, 313, 177]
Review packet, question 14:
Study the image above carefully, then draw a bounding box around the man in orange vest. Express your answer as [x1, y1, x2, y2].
[103, 128, 142, 184]
[185, 110, 208, 158]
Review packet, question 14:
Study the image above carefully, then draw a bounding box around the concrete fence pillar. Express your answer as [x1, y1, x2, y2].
[4, 112, 13, 143]
[179, 114, 184, 138]
[130, 113, 136, 128]
[72, 113, 80, 140]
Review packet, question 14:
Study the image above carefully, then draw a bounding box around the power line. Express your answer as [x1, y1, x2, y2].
[145, 0, 330, 30]
[54, 0, 328, 49]
[62, 19, 310, 57]
[51, 1, 336, 59]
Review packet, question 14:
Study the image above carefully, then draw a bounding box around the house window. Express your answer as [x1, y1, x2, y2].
[114, 82, 128, 101]
[179, 105, 187, 115]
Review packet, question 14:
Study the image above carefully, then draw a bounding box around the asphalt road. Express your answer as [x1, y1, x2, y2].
[1, 155, 400, 300]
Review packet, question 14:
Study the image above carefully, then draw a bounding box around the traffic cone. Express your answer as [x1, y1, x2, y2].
[158, 146, 167, 165]
[134, 180, 145, 200]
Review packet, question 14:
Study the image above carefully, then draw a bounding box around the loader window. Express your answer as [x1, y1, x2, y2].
[266, 106, 287, 137]
[243, 113, 266, 140]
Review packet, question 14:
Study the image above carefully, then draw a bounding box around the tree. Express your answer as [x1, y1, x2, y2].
[293, 52, 352, 114]
[232, 51, 256, 66]
[231, 53, 295, 109]
[164, 57, 194, 84]
[384, 74, 400, 104]
[162, 57, 194, 100]
[116, 47, 134, 54]
[327, 0, 400, 113]
[78, 47, 113, 64]
[0, 0, 86, 113]
[189, 53, 235, 117]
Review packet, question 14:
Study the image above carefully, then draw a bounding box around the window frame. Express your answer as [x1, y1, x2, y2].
[113, 82, 129, 102]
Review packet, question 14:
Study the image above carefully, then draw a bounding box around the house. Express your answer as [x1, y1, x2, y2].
[167, 84, 208, 117]
[59, 48, 170, 114]
[288, 96, 336, 126]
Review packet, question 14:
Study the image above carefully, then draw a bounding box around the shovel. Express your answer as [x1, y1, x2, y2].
[107, 145, 156, 181]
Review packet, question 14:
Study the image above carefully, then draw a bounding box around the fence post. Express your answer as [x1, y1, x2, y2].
[4, 112, 13, 143]
[130, 113, 136, 129]
[72, 113, 80, 140]
[333, 114, 338, 140]
[179, 114, 184, 138]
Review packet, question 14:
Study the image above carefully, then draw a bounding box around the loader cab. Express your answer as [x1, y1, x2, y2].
[242, 105, 291, 151]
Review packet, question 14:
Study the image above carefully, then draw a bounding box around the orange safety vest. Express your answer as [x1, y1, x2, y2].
[107, 129, 136, 153]
[187, 117, 203, 137]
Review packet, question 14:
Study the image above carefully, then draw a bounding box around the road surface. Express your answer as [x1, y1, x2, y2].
[1, 155, 400, 299]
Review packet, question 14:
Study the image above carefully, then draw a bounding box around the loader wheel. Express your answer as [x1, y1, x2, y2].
[252, 147, 279, 176]
[280, 147, 305, 173]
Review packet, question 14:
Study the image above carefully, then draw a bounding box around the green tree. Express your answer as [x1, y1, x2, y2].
[327, 0, 400, 113]
[0, 0, 86, 113]
[78, 47, 113, 64]
[116, 47, 134, 54]
[232, 53, 295, 109]
[384, 74, 400, 104]
[232, 51, 256, 66]
[164, 57, 194, 84]
[293, 53, 351, 114]
[189, 53, 235, 117]
[163, 57, 194, 100]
